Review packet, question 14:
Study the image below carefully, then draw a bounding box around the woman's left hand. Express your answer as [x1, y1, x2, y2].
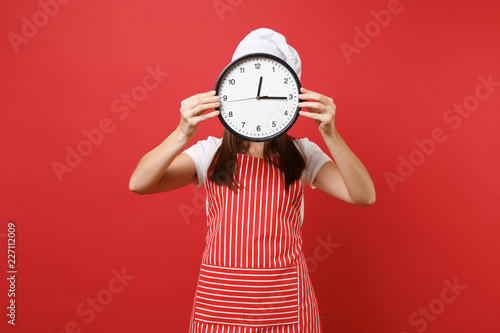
[298, 87, 337, 137]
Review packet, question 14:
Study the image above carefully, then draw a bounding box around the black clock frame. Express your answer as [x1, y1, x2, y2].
[215, 53, 302, 142]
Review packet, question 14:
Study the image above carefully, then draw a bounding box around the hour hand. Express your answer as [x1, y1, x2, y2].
[259, 96, 288, 100]
[257, 76, 263, 98]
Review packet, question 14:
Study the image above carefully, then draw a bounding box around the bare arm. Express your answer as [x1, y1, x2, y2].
[313, 133, 376, 206]
[298, 87, 376, 206]
[129, 90, 220, 194]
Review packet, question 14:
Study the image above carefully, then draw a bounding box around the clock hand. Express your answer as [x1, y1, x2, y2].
[226, 97, 258, 103]
[256, 76, 263, 98]
[259, 96, 288, 100]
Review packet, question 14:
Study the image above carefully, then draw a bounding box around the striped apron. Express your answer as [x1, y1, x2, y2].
[189, 153, 323, 333]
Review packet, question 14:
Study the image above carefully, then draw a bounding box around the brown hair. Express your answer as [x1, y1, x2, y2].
[208, 130, 306, 191]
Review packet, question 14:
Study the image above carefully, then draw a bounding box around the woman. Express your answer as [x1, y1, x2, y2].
[129, 28, 375, 333]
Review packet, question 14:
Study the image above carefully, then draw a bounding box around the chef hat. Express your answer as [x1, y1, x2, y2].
[232, 28, 302, 79]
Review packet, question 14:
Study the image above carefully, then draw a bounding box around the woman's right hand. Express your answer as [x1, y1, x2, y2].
[178, 90, 220, 138]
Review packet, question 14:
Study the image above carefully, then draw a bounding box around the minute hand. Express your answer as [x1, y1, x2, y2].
[259, 96, 288, 100]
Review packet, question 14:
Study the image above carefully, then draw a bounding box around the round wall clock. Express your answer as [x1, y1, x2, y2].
[215, 53, 302, 142]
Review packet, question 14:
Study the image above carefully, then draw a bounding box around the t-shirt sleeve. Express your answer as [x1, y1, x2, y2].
[295, 138, 333, 189]
[182, 136, 222, 187]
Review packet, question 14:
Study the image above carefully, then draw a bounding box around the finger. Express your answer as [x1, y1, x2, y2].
[299, 87, 323, 100]
[299, 87, 332, 104]
[197, 110, 220, 123]
[300, 87, 323, 97]
[189, 90, 217, 102]
[184, 94, 219, 111]
[298, 110, 322, 120]
[183, 95, 220, 113]
[300, 92, 329, 105]
[181, 90, 217, 107]
[299, 111, 332, 125]
[186, 101, 220, 118]
[190, 110, 220, 127]
[298, 101, 326, 112]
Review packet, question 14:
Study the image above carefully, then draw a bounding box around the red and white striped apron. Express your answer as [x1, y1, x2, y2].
[189, 153, 323, 333]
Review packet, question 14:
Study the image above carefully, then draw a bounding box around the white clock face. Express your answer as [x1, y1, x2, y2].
[216, 53, 301, 142]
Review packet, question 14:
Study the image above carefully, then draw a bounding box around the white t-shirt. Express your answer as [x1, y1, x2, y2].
[182, 136, 332, 189]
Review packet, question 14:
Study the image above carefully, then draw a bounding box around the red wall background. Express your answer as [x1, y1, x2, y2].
[1, 0, 499, 332]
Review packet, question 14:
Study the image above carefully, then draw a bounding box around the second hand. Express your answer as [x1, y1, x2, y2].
[226, 97, 258, 103]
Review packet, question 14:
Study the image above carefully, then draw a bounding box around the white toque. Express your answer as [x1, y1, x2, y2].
[232, 28, 302, 80]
